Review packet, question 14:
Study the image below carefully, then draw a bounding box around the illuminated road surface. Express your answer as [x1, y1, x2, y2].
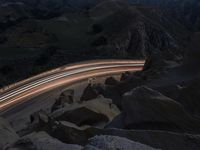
[0, 60, 144, 111]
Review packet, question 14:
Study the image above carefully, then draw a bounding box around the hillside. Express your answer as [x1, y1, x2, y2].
[129, 0, 200, 31]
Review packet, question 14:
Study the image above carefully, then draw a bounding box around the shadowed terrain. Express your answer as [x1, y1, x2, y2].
[1, 0, 200, 150]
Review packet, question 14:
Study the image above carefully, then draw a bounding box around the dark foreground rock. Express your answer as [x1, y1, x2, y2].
[55, 107, 109, 127]
[80, 84, 100, 101]
[120, 86, 200, 133]
[51, 89, 74, 112]
[51, 97, 120, 125]
[44, 120, 200, 150]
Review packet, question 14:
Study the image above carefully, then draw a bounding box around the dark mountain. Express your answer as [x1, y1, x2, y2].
[87, 0, 188, 60]
[129, 0, 200, 31]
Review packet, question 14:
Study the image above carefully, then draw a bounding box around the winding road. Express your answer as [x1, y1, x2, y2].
[0, 60, 145, 112]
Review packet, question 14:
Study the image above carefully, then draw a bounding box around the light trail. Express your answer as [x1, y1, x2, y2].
[0, 60, 144, 93]
[0, 60, 145, 111]
[0, 64, 143, 101]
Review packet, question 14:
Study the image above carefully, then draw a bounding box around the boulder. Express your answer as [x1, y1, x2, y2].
[80, 84, 99, 101]
[98, 85, 123, 110]
[55, 107, 109, 127]
[51, 89, 74, 112]
[52, 97, 120, 127]
[0, 117, 19, 149]
[99, 75, 145, 109]
[48, 121, 90, 145]
[122, 86, 200, 133]
[60, 89, 74, 104]
[30, 110, 49, 126]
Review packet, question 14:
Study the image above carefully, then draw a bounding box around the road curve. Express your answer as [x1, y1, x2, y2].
[0, 60, 145, 111]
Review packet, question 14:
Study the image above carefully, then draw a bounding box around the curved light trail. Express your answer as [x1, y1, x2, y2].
[0, 60, 145, 111]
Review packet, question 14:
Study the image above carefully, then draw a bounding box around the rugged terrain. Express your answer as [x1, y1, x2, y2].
[1, 0, 200, 149]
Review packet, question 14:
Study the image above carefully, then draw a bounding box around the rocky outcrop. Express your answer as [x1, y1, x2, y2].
[0, 117, 19, 149]
[121, 86, 200, 133]
[43, 120, 200, 150]
[30, 110, 49, 125]
[55, 107, 109, 127]
[52, 89, 74, 112]
[88, 0, 184, 60]
[129, 0, 200, 31]
[96, 75, 145, 109]
[52, 97, 120, 126]
[80, 84, 100, 101]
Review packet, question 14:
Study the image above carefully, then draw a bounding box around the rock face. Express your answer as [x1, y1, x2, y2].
[87, 0, 185, 60]
[43, 120, 200, 150]
[121, 86, 200, 133]
[129, 0, 200, 31]
[55, 107, 109, 126]
[0, 118, 19, 149]
[52, 97, 120, 126]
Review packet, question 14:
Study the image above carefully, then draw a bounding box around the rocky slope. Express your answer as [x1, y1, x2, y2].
[87, 0, 187, 59]
[129, 0, 200, 31]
